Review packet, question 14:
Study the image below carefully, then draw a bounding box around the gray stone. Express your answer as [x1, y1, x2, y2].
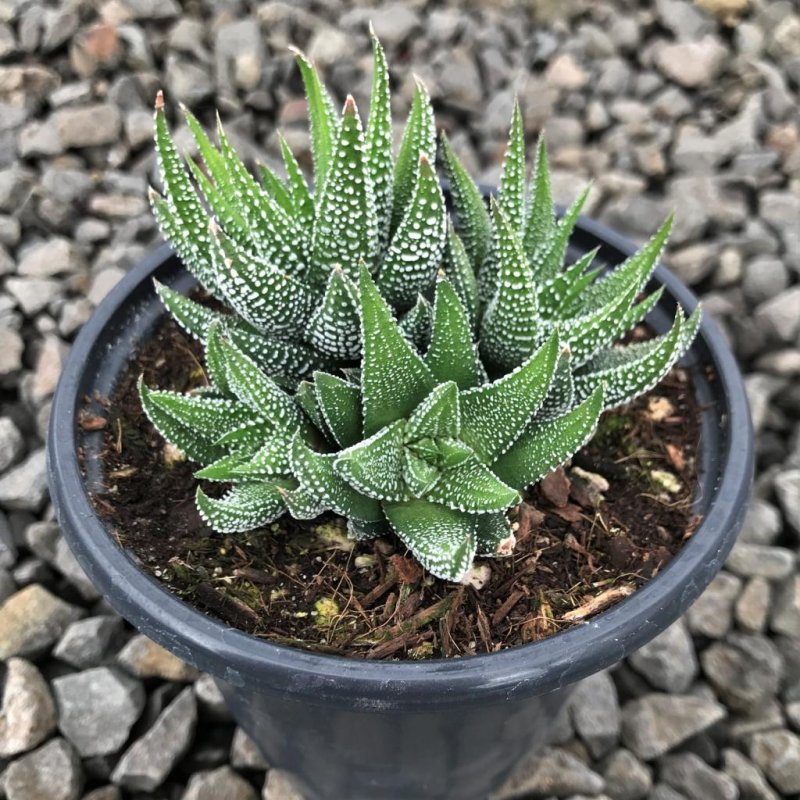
[111, 686, 197, 791]
[686, 572, 742, 639]
[735, 577, 771, 633]
[602, 749, 652, 800]
[0, 657, 57, 756]
[629, 620, 698, 693]
[722, 748, 778, 800]
[53, 537, 99, 600]
[54, 104, 122, 149]
[2, 738, 83, 800]
[497, 747, 605, 799]
[621, 694, 726, 761]
[775, 470, 800, 534]
[262, 770, 305, 800]
[120, 0, 179, 20]
[81, 788, 121, 800]
[0, 566, 16, 601]
[53, 667, 145, 757]
[6, 277, 61, 316]
[88, 267, 125, 306]
[17, 119, 62, 157]
[54, 616, 123, 669]
[654, 35, 727, 88]
[771, 576, 800, 638]
[165, 56, 213, 106]
[0, 584, 83, 659]
[231, 727, 268, 771]
[660, 753, 737, 800]
[215, 19, 264, 92]
[117, 633, 198, 681]
[0, 326, 23, 378]
[307, 27, 349, 69]
[17, 237, 85, 278]
[750, 730, 800, 795]
[701, 634, 783, 713]
[368, 4, 420, 47]
[725, 543, 795, 580]
[0, 449, 48, 511]
[742, 257, 790, 306]
[650, 784, 688, 800]
[754, 288, 800, 344]
[569, 670, 621, 758]
[182, 766, 258, 800]
[0, 165, 35, 212]
[437, 48, 483, 112]
[760, 191, 800, 268]
[0, 416, 23, 472]
[194, 673, 232, 721]
[668, 243, 717, 285]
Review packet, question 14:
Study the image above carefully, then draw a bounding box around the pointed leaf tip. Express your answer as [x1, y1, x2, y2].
[155, 90, 164, 111]
[344, 95, 357, 114]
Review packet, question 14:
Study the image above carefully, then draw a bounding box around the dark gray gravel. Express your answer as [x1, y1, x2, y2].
[0, 0, 798, 797]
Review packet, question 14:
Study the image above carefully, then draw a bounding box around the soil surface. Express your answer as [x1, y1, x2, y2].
[85, 312, 701, 661]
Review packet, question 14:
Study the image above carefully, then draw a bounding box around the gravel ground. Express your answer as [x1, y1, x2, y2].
[0, 0, 798, 798]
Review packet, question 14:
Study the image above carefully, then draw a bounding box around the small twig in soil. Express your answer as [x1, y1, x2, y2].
[561, 584, 635, 622]
[492, 589, 525, 626]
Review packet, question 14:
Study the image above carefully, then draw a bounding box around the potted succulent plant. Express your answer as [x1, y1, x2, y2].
[48, 33, 753, 800]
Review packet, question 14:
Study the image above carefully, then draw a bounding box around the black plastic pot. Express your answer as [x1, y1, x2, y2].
[48, 216, 753, 800]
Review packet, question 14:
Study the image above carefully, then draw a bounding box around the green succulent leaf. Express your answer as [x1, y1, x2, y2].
[154, 280, 219, 341]
[480, 200, 540, 372]
[290, 434, 383, 522]
[522, 135, 555, 266]
[204, 321, 232, 396]
[384, 499, 477, 582]
[475, 512, 515, 556]
[314, 371, 363, 448]
[402, 451, 441, 498]
[443, 223, 479, 329]
[279, 483, 326, 520]
[139, 378, 254, 463]
[365, 28, 393, 250]
[530, 185, 591, 284]
[231, 436, 293, 478]
[497, 100, 526, 233]
[360, 266, 435, 437]
[440, 132, 491, 273]
[392, 79, 436, 234]
[425, 279, 482, 390]
[257, 161, 294, 216]
[534, 345, 575, 422]
[311, 97, 379, 286]
[224, 325, 322, 382]
[399, 295, 433, 352]
[334, 419, 407, 501]
[377, 155, 446, 309]
[460, 331, 559, 462]
[406, 382, 460, 441]
[215, 335, 307, 433]
[307, 267, 361, 361]
[537, 248, 601, 317]
[426, 456, 520, 513]
[291, 47, 338, 191]
[574, 308, 697, 410]
[278, 134, 315, 232]
[573, 216, 673, 316]
[196, 483, 285, 533]
[492, 385, 605, 490]
[209, 229, 315, 338]
[194, 451, 252, 482]
[152, 97, 216, 292]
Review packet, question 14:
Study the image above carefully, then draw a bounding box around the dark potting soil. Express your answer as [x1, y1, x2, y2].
[84, 312, 702, 661]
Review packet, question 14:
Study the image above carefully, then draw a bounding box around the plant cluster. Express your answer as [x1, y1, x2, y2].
[141, 32, 700, 581]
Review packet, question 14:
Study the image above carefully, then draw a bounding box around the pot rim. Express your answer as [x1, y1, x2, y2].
[48, 215, 753, 709]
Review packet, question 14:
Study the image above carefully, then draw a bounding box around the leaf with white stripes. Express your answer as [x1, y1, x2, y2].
[492, 385, 604, 490]
[196, 483, 285, 533]
[384, 499, 477, 582]
[392, 79, 436, 234]
[377, 155, 446, 308]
